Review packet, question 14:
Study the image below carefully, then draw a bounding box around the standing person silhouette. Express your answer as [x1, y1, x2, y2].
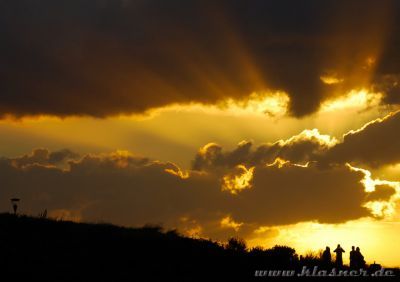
[334, 244, 345, 268]
[322, 246, 332, 268]
[356, 247, 366, 269]
[350, 246, 356, 269]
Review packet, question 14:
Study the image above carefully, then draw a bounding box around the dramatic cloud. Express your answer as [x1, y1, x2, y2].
[1, 0, 400, 118]
[0, 147, 390, 240]
[237, 162, 370, 225]
[365, 185, 396, 202]
[322, 111, 400, 167]
[2, 110, 400, 239]
[189, 112, 400, 226]
[192, 129, 337, 170]
[9, 148, 80, 169]
[192, 110, 400, 171]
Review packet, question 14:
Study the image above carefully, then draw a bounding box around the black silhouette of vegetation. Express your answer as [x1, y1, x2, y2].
[0, 213, 398, 281]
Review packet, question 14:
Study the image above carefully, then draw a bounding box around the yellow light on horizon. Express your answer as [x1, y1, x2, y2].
[247, 219, 394, 266]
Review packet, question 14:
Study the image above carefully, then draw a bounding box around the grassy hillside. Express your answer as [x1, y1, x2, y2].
[0, 213, 397, 281]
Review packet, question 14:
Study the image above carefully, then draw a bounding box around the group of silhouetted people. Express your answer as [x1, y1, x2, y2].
[322, 244, 366, 269]
[350, 246, 366, 269]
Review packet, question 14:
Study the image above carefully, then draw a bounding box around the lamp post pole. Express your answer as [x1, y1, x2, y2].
[10, 198, 20, 215]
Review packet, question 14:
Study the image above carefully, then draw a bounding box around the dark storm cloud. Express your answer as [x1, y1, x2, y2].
[239, 163, 369, 225]
[321, 111, 400, 168]
[9, 148, 80, 168]
[1, 0, 399, 118]
[365, 185, 396, 202]
[374, 74, 400, 105]
[0, 148, 376, 239]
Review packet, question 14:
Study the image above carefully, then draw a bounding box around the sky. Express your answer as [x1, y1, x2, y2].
[1, 0, 400, 266]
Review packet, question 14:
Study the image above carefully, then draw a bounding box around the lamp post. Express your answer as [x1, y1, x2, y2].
[10, 198, 20, 215]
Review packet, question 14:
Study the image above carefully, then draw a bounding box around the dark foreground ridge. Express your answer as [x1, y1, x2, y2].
[0, 213, 398, 281]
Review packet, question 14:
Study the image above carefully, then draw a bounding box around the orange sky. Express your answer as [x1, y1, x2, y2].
[2, 0, 400, 268]
[1, 90, 400, 266]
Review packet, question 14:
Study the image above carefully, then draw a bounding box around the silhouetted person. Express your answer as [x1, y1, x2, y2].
[355, 247, 366, 269]
[322, 246, 331, 268]
[350, 246, 356, 269]
[334, 244, 345, 268]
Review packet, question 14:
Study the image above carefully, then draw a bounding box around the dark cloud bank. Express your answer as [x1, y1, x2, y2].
[0, 148, 369, 239]
[1, 0, 400, 118]
[2, 111, 400, 238]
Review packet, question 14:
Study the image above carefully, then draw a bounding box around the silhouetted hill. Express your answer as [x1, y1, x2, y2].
[0, 213, 398, 281]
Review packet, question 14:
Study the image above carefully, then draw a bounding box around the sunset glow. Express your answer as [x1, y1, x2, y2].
[2, 0, 400, 271]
